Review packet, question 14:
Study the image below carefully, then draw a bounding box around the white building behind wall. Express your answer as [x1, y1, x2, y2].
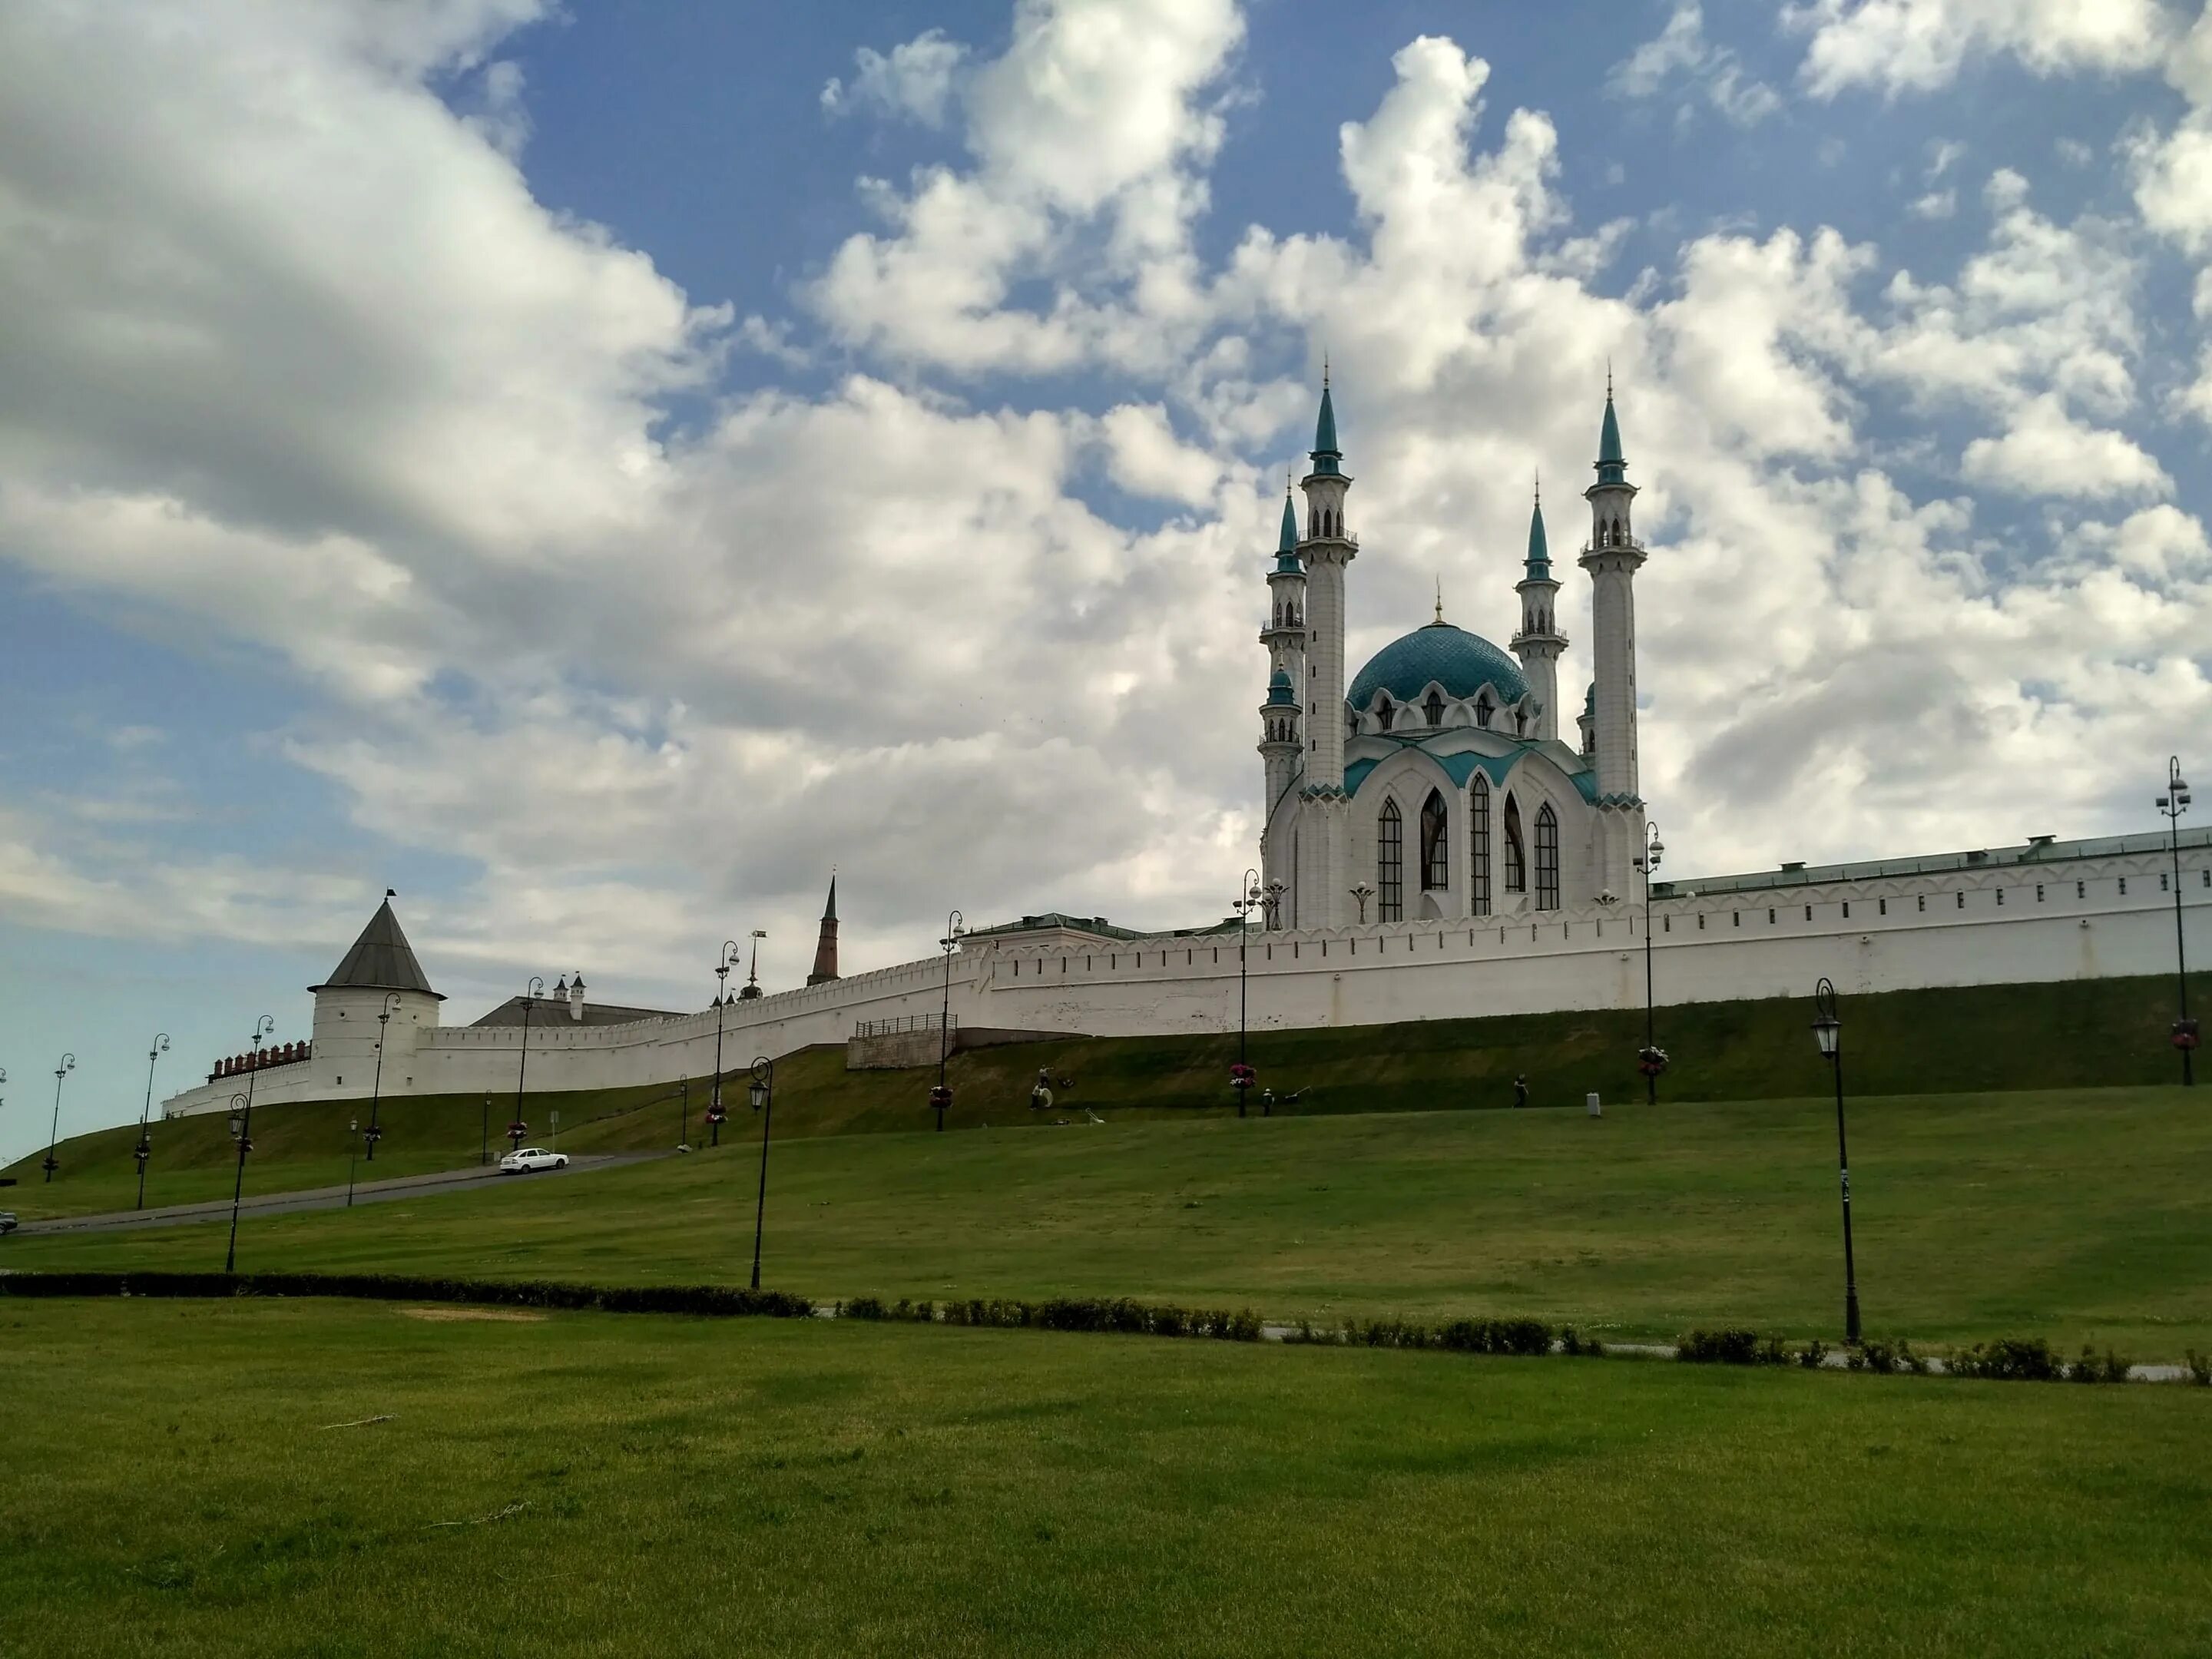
[157, 383, 2210, 1119]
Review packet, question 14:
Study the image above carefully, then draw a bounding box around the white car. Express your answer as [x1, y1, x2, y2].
[498, 1147, 569, 1174]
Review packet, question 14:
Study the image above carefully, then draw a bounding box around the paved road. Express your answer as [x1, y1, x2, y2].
[8, 1152, 667, 1237]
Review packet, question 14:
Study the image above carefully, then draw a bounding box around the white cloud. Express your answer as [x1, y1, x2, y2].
[821, 28, 971, 127]
[1960, 393, 2171, 499]
[1608, 4, 1782, 127]
[1909, 189, 1956, 219]
[1, 0, 2207, 1015]
[1790, 0, 2174, 97]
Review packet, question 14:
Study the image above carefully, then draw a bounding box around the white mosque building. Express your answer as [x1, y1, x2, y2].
[157, 383, 2210, 1120]
[1259, 377, 1645, 929]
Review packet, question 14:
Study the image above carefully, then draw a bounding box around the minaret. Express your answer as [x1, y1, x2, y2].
[1511, 477, 1566, 742]
[806, 874, 840, 985]
[1578, 379, 1647, 896]
[1258, 484, 1306, 922]
[1300, 370, 1355, 790]
[1296, 369, 1356, 927]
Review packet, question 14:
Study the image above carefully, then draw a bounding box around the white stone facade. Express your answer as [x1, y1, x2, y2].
[163, 830, 2211, 1119]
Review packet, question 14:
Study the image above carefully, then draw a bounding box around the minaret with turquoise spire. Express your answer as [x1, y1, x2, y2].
[1578, 374, 1647, 897]
[1258, 480, 1306, 916]
[1296, 365, 1356, 926]
[1299, 367, 1355, 791]
[1510, 475, 1567, 743]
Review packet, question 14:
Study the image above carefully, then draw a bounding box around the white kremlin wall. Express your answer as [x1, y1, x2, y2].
[161, 829, 2210, 1119]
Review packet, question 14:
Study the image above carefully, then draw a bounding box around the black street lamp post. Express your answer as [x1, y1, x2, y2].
[1810, 979, 1862, 1346]
[135, 1034, 169, 1210]
[366, 992, 400, 1161]
[347, 1118, 360, 1207]
[678, 1075, 691, 1151]
[481, 1093, 491, 1167]
[1633, 823, 1667, 1104]
[2158, 757, 2196, 1084]
[42, 1054, 75, 1184]
[932, 910, 962, 1132]
[748, 1055, 776, 1290]
[510, 976, 542, 1153]
[224, 1015, 276, 1274]
[1232, 869, 1260, 1116]
[713, 939, 737, 1128]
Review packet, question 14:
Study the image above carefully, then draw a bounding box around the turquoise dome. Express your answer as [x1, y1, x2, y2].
[1347, 622, 1528, 710]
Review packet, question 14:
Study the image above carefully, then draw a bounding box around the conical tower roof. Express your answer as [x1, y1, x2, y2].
[1525, 488, 1551, 577]
[310, 895, 442, 998]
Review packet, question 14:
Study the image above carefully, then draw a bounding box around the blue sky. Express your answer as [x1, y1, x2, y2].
[3, 0, 2208, 1156]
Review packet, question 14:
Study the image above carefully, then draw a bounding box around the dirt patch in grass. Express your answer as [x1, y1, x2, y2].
[398, 1306, 548, 1323]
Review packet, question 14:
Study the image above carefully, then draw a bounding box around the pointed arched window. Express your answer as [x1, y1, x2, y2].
[1535, 802, 1560, 910]
[1419, 790, 1449, 891]
[1376, 697, 1394, 733]
[1475, 692, 1492, 730]
[1424, 690, 1445, 727]
[1378, 799, 1403, 922]
[1469, 775, 1492, 916]
[1503, 794, 1527, 894]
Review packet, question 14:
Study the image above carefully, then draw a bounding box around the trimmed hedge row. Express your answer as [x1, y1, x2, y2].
[0, 1270, 815, 1320]
[1284, 1314, 1567, 1356]
[838, 1293, 1263, 1342]
[1674, 1326, 2206, 1384]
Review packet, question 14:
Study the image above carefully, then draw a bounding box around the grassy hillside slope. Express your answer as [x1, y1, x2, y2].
[11, 1086, 2208, 1353]
[7, 969, 2203, 1220]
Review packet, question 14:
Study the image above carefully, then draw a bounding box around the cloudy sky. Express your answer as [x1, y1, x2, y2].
[3, 0, 2208, 1149]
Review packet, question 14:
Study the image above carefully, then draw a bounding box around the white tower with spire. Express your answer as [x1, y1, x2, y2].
[1258, 484, 1306, 919]
[1510, 479, 1567, 743]
[1578, 380, 1647, 896]
[1294, 373, 1355, 929]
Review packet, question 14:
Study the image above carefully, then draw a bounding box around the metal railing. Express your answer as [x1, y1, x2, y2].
[853, 1014, 958, 1039]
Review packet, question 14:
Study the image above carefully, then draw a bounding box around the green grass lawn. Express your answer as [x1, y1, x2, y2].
[12, 968, 2206, 1222]
[0, 1298, 2205, 1657]
[11, 1086, 2208, 1355]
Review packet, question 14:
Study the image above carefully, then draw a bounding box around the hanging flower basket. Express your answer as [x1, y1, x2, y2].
[705, 1105, 728, 1125]
[2175, 1019, 2202, 1051]
[363, 1124, 383, 1144]
[507, 1121, 529, 1144]
[1229, 1063, 1256, 1091]
[928, 1084, 953, 1111]
[1637, 1045, 1670, 1078]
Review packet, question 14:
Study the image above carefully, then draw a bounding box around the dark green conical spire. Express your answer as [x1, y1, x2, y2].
[1525, 486, 1551, 578]
[1595, 376, 1627, 485]
[1278, 488, 1299, 554]
[1309, 366, 1343, 477]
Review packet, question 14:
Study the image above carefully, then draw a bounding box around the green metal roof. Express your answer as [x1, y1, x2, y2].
[1596, 392, 1627, 485]
[1309, 383, 1343, 476]
[1277, 492, 1299, 552]
[1347, 622, 1529, 710]
[1525, 498, 1550, 575]
[1265, 668, 1296, 706]
[310, 898, 442, 999]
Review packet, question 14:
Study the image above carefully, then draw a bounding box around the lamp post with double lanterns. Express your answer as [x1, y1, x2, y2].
[41, 1054, 75, 1184]
[1810, 979, 1863, 1346]
[224, 1015, 276, 1274]
[1632, 823, 1668, 1104]
[2158, 757, 2197, 1084]
[748, 1055, 776, 1290]
[1231, 869, 1260, 1116]
[931, 910, 962, 1132]
[134, 1034, 170, 1210]
[509, 975, 542, 1154]
[366, 992, 401, 1161]
[347, 1118, 360, 1207]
